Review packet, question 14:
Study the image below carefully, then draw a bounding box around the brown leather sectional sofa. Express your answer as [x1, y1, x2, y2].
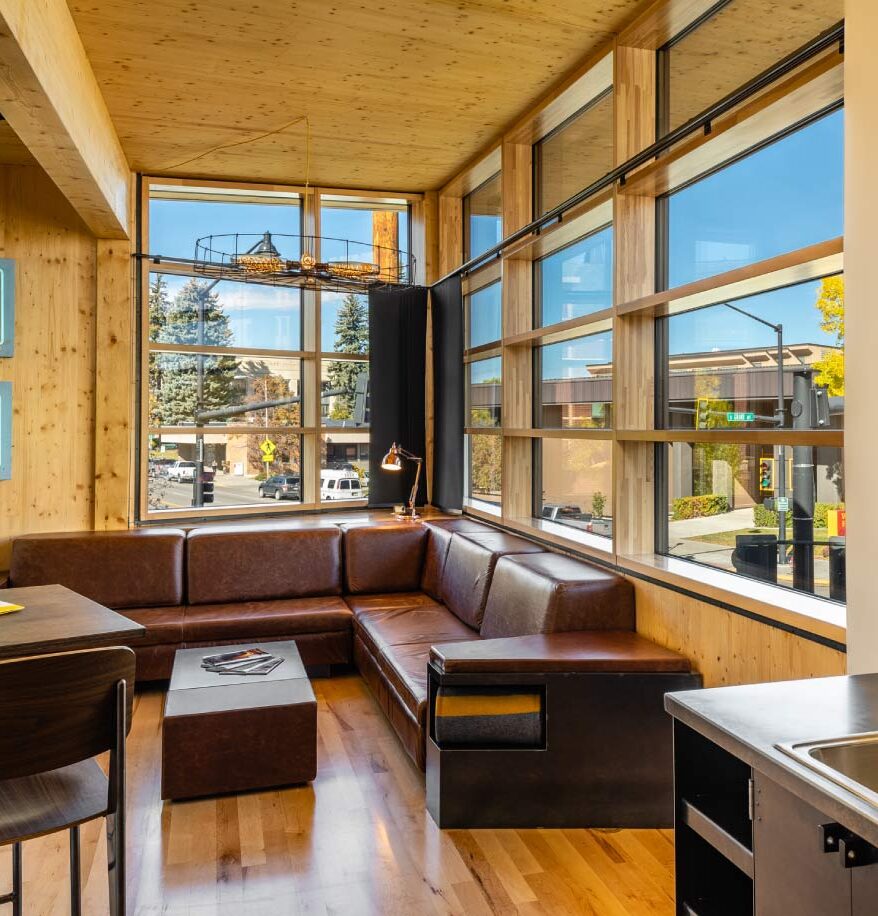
[6, 516, 692, 772]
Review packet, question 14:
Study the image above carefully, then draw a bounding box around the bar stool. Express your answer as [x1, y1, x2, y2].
[0, 646, 135, 915]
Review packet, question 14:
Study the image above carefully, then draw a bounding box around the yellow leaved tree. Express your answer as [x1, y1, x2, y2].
[813, 276, 845, 395]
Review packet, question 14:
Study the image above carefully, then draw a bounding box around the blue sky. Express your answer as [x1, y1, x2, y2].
[149, 199, 408, 352]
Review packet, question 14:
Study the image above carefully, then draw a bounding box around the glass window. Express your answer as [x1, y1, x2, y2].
[537, 439, 613, 540]
[537, 226, 613, 327]
[148, 186, 301, 260]
[466, 281, 502, 348]
[663, 441, 845, 602]
[320, 196, 410, 282]
[321, 358, 369, 428]
[464, 174, 502, 261]
[466, 434, 502, 509]
[321, 291, 368, 354]
[537, 331, 613, 429]
[147, 432, 302, 511]
[321, 434, 370, 501]
[148, 354, 302, 428]
[149, 273, 302, 352]
[666, 107, 843, 287]
[467, 357, 502, 427]
[535, 90, 614, 216]
[661, 275, 844, 431]
[661, 0, 844, 135]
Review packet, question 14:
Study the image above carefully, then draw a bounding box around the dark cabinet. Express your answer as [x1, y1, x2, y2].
[753, 774, 851, 915]
[673, 720, 878, 915]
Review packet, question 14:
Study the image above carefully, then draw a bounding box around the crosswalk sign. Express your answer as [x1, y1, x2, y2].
[260, 438, 277, 463]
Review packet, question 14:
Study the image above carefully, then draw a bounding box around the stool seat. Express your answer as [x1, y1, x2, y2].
[0, 760, 109, 845]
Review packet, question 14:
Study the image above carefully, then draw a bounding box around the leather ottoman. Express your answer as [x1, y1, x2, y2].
[162, 640, 317, 800]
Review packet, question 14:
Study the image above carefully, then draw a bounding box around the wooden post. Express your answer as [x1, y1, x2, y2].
[94, 239, 134, 530]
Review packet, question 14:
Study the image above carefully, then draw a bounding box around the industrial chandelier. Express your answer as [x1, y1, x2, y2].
[188, 231, 413, 293]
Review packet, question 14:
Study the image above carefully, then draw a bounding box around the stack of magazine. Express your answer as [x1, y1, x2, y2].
[201, 647, 285, 676]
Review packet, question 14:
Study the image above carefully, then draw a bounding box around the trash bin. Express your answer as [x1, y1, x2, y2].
[828, 536, 846, 603]
[731, 533, 778, 584]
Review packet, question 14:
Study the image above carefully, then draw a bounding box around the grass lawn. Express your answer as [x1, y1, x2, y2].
[688, 527, 831, 559]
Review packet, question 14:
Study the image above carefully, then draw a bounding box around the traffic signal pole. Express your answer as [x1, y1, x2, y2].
[791, 369, 816, 593]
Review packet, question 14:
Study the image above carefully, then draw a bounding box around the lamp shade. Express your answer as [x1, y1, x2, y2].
[381, 443, 403, 471]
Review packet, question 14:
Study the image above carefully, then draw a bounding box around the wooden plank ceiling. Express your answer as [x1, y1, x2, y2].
[64, 0, 645, 192]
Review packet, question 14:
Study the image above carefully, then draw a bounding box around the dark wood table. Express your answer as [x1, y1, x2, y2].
[0, 584, 145, 659]
[162, 640, 317, 800]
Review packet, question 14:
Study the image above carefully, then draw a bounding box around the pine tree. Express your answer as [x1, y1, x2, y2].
[148, 275, 171, 425]
[326, 293, 368, 420]
[153, 278, 239, 425]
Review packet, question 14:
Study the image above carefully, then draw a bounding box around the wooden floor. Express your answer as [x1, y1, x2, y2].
[1, 675, 676, 915]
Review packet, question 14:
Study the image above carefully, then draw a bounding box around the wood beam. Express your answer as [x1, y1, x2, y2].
[0, 0, 131, 238]
[94, 239, 133, 529]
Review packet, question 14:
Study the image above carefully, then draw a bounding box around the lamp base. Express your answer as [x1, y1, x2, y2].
[392, 505, 420, 521]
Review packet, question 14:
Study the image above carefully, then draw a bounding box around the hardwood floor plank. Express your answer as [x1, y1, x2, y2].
[2, 675, 675, 915]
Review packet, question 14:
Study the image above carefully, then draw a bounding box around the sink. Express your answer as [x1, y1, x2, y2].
[778, 732, 878, 809]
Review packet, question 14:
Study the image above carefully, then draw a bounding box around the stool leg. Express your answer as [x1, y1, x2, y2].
[69, 827, 81, 916]
[11, 842, 21, 916]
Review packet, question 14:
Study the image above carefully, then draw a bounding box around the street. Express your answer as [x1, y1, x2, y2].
[149, 473, 295, 509]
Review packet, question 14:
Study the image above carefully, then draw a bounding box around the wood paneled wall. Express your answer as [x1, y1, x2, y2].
[0, 165, 98, 567]
[632, 576, 846, 685]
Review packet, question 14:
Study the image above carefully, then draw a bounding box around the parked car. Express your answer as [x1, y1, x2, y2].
[168, 460, 197, 482]
[542, 504, 588, 522]
[258, 475, 301, 501]
[320, 470, 364, 501]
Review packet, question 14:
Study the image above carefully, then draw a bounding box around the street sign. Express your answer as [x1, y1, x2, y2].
[260, 438, 277, 464]
[726, 411, 755, 423]
[775, 496, 790, 513]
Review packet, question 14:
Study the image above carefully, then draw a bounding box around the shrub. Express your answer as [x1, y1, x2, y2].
[671, 494, 730, 520]
[752, 501, 844, 528]
[591, 490, 606, 518]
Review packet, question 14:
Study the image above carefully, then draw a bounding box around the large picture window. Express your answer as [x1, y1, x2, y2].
[141, 181, 413, 518]
[666, 107, 843, 287]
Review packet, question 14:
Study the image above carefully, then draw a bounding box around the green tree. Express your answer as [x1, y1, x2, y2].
[326, 293, 368, 420]
[470, 433, 501, 498]
[153, 278, 239, 425]
[813, 276, 845, 396]
[239, 360, 302, 475]
[148, 275, 171, 425]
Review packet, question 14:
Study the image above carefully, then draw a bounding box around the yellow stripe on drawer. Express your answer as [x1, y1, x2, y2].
[434, 693, 541, 718]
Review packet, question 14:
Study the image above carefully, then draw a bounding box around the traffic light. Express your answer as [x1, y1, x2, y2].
[202, 469, 215, 504]
[695, 398, 711, 430]
[759, 457, 775, 492]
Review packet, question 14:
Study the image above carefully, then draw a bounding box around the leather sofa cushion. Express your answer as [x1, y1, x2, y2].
[378, 641, 434, 722]
[186, 525, 342, 605]
[353, 597, 478, 656]
[182, 596, 352, 642]
[440, 531, 545, 630]
[345, 591, 441, 621]
[480, 553, 635, 639]
[420, 519, 496, 600]
[342, 524, 427, 594]
[9, 529, 186, 609]
[119, 606, 185, 647]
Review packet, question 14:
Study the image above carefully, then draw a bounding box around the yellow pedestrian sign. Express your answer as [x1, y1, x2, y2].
[260, 438, 277, 465]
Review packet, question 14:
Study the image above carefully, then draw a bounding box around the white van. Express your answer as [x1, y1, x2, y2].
[320, 469, 365, 501]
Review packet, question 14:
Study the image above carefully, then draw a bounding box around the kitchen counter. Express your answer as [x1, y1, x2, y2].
[666, 673, 878, 850]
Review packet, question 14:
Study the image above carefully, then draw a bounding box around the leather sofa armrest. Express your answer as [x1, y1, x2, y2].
[430, 630, 692, 675]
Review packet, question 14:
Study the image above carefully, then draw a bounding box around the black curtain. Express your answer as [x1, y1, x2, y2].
[368, 286, 428, 507]
[430, 274, 464, 511]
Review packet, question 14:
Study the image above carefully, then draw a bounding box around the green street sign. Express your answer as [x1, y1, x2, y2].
[726, 411, 755, 423]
